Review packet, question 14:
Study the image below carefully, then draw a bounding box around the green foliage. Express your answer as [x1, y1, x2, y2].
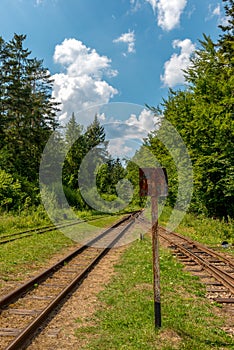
[0, 34, 59, 179]
[84, 114, 107, 150]
[0, 205, 50, 236]
[63, 113, 84, 188]
[0, 213, 120, 285]
[144, 121, 179, 208]
[39, 185, 60, 220]
[0, 33, 59, 211]
[62, 114, 135, 212]
[0, 169, 21, 210]
[62, 114, 109, 191]
[0, 225, 73, 280]
[0, 169, 40, 211]
[63, 185, 87, 210]
[125, 160, 142, 206]
[145, 11, 234, 219]
[96, 158, 126, 195]
[159, 206, 234, 251]
[65, 112, 83, 148]
[218, 0, 234, 62]
[180, 212, 234, 248]
[75, 237, 234, 349]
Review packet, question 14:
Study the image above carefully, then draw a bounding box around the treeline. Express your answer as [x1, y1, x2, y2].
[0, 34, 59, 210]
[0, 33, 129, 212]
[61, 114, 131, 211]
[1, 0, 233, 219]
[0, 34, 127, 212]
[144, 0, 234, 219]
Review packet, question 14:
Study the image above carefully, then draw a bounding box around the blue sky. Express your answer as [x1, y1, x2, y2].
[0, 0, 226, 132]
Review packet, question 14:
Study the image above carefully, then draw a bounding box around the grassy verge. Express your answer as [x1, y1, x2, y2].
[159, 207, 234, 255]
[75, 236, 234, 349]
[0, 207, 124, 235]
[0, 230, 74, 283]
[0, 211, 122, 286]
[0, 206, 51, 235]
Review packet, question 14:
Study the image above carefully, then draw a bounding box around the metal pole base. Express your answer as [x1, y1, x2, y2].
[154, 302, 161, 328]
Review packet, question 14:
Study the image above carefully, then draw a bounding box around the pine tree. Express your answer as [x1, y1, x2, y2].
[63, 114, 109, 190]
[145, 31, 234, 218]
[218, 0, 234, 63]
[84, 114, 107, 151]
[65, 112, 83, 148]
[0, 34, 59, 182]
[63, 113, 84, 188]
[96, 158, 126, 195]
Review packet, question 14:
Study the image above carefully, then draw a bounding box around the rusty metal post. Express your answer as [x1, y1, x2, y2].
[151, 193, 161, 328]
[139, 167, 167, 329]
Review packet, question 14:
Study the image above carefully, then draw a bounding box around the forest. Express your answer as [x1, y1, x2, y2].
[0, 0, 233, 220]
[145, 0, 234, 219]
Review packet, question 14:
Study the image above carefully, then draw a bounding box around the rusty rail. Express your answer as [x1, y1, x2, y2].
[2, 217, 134, 350]
[0, 215, 111, 245]
[159, 227, 234, 296]
[0, 214, 133, 309]
[160, 227, 234, 269]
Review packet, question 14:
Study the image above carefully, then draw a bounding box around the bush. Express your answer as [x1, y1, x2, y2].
[0, 169, 22, 210]
[63, 186, 87, 210]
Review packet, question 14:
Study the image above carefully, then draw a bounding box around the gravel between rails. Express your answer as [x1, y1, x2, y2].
[158, 228, 234, 338]
[26, 246, 127, 350]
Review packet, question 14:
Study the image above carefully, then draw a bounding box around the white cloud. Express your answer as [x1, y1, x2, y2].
[144, 0, 187, 31]
[108, 109, 156, 139]
[129, 0, 187, 31]
[53, 38, 117, 78]
[187, 4, 196, 19]
[113, 31, 136, 55]
[145, 0, 157, 14]
[108, 138, 134, 157]
[129, 0, 142, 12]
[156, 0, 187, 31]
[161, 38, 195, 87]
[52, 38, 118, 123]
[96, 112, 106, 121]
[219, 15, 230, 27]
[106, 109, 156, 158]
[206, 3, 221, 21]
[206, 3, 227, 26]
[102, 109, 156, 138]
[212, 4, 221, 16]
[126, 109, 156, 133]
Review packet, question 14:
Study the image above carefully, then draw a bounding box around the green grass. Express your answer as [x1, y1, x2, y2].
[0, 206, 51, 235]
[75, 237, 234, 349]
[83, 214, 124, 228]
[0, 230, 75, 283]
[0, 207, 123, 236]
[159, 207, 234, 255]
[1, 206, 233, 348]
[0, 211, 123, 286]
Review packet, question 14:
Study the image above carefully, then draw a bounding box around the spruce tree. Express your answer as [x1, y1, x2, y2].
[84, 114, 107, 151]
[145, 28, 234, 218]
[218, 0, 234, 63]
[63, 113, 84, 188]
[0, 34, 59, 182]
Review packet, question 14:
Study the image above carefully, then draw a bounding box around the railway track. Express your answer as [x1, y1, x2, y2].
[0, 212, 140, 350]
[0, 221, 80, 245]
[0, 215, 110, 245]
[159, 227, 234, 305]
